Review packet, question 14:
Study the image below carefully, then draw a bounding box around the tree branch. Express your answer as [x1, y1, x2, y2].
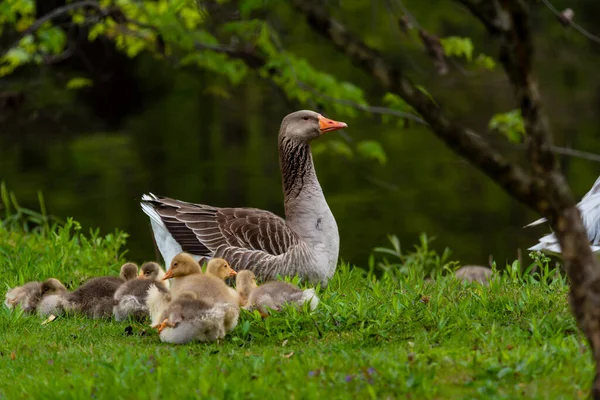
[289, 1, 600, 395]
[289, 0, 543, 209]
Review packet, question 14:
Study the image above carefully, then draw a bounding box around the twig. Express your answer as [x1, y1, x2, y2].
[541, 0, 600, 44]
[549, 146, 600, 163]
[391, 0, 420, 30]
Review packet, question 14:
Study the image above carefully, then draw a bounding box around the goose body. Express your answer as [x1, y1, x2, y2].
[5, 281, 42, 311]
[236, 270, 319, 314]
[141, 110, 347, 285]
[63, 263, 138, 318]
[113, 262, 168, 321]
[154, 292, 231, 344]
[454, 266, 493, 285]
[4, 279, 67, 314]
[526, 175, 600, 254]
[162, 254, 240, 333]
[150, 254, 240, 341]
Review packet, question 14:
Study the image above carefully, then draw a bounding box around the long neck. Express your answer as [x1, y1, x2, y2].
[278, 137, 337, 244]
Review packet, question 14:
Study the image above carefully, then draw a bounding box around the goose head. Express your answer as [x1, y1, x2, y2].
[120, 263, 139, 281]
[280, 110, 347, 142]
[163, 253, 202, 280]
[40, 278, 67, 296]
[205, 258, 237, 280]
[138, 262, 163, 281]
[236, 270, 257, 292]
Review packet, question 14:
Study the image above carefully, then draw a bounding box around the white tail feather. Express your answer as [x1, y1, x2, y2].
[140, 193, 184, 268]
[146, 284, 171, 327]
[523, 217, 547, 228]
[301, 288, 319, 311]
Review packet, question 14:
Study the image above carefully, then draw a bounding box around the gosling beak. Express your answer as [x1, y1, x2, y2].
[318, 114, 347, 134]
[162, 269, 174, 280]
[229, 268, 237, 277]
[137, 271, 145, 280]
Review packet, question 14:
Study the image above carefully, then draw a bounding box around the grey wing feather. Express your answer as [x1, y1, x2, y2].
[579, 193, 600, 245]
[525, 175, 600, 229]
[581, 175, 600, 201]
[141, 195, 300, 257]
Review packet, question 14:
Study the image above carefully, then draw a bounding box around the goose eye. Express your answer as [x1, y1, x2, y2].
[302, 116, 309, 121]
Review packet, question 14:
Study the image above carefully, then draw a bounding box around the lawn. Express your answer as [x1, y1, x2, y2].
[0, 207, 593, 399]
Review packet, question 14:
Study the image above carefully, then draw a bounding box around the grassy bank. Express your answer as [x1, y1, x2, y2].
[0, 206, 592, 399]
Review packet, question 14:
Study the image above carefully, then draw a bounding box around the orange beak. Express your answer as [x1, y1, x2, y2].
[229, 268, 237, 277]
[162, 269, 174, 280]
[137, 271, 145, 279]
[318, 115, 347, 134]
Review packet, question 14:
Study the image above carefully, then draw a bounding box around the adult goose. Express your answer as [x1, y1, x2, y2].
[526, 174, 600, 254]
[141, 110, 347, 285]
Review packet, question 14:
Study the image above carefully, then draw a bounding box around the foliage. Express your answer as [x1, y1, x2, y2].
[440, 36, 474, 62]
[357, 140, 387, 165]
[312, 139, 354, 160]
[372, 233, 458, 279]
[489, 109, 525, 143]
[475, 53, 496, 70]
[440, 36, 495, 70]
[0, 183, 129, 287]
[0, 0, 426, 163]
[65, 77, 93, 90]
[313, 140, 387, 165]
[0, 214, 590, 398]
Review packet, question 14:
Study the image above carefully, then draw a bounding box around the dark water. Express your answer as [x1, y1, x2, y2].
[2, 65, 599, 269]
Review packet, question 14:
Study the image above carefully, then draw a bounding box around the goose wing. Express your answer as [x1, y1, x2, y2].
[141, 194, 299, 257]
[524, 175, 600, 228]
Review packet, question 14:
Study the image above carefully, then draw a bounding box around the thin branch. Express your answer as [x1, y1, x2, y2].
[391, 0, 420, 29]
[549, 146, 600, 163]
[381, 0, 428, 75]
[541, 0, 600, 44]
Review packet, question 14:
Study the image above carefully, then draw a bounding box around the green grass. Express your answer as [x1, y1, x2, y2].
[0, 200, 594, 399]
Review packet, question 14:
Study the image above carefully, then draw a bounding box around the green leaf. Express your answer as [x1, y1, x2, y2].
[66, 77, 93, 90]
[440, 36, 474, 62]
[37, 26, 66, 54]
[489, 109, 525, 143]
[88, 22, 106, 41]
[328, 140, 354, 159]
[415, 85, 435, 103]
[382, 92, 412, 112]
[4, 47, 30, 64]
[475, 54, 496, 70]
[357, 140, 387, 164]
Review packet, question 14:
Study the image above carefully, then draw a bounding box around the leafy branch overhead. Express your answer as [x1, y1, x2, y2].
[0, 0, 495, 167]
[0, 0, 407, 164]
